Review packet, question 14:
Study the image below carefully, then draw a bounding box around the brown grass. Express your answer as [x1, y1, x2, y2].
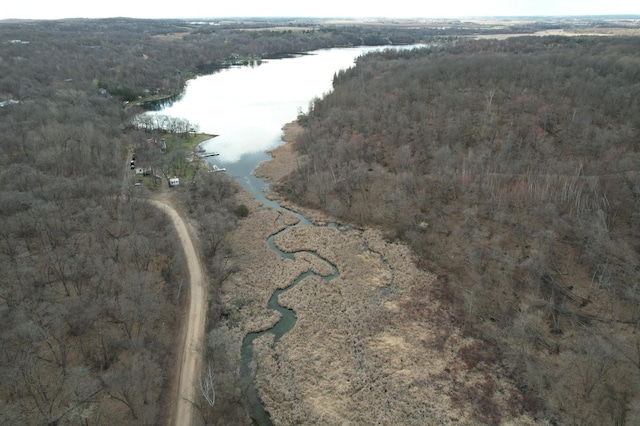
[222, 125, 540, 425]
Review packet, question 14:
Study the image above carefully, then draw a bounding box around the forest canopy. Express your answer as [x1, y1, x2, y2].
[278, 36, 640, 424]
[2, 16, 640, 425]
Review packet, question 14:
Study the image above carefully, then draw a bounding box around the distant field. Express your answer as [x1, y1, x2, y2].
[474, 26, 640, 38]
[149, 16, 640, 39]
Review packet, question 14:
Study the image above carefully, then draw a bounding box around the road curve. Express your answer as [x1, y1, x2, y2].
[151, 200, 206, 426]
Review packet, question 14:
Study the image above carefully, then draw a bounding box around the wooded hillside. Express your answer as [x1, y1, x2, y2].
[279, 36, 640, 424]
[3, 16, 639, 425]
[0, 21, 191, 424]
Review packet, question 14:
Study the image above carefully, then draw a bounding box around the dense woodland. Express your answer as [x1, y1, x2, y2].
[0, 21, 191, 425]
[3, 16, 640, 425]
[0, 18, 444, 424]
[277, 36, 640, 424]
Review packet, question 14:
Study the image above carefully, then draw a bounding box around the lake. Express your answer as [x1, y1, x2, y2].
[149, 45, 426, 202]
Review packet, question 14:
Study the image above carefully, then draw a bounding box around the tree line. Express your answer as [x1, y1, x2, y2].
[277, 36, 640, 424]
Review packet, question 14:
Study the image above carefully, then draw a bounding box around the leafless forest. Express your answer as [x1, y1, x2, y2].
[277, 36, 640, 424]
[0, 17, 441, 424]
[1, 16, 639, 425]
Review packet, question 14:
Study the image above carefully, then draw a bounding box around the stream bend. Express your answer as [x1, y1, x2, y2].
[240, 210, 340, 425]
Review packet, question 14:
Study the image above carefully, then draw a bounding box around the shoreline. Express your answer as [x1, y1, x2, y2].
[254, 121, 340, 224]
[254, 121, 304, 183]
[226, 120, 538, 424]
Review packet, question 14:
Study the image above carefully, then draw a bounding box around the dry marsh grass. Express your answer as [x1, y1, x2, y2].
[223, 134, 539, 425]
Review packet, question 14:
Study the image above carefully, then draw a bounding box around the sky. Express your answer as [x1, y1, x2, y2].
[1, 0, 638, 21]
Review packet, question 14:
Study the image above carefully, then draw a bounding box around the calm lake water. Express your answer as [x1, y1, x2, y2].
[150, 45, 426, 201]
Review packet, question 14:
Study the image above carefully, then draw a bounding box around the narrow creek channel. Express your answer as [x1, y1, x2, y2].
[239, 201, 340, 425]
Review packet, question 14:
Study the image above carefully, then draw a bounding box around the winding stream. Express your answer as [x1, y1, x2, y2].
[240, 209, 340, 425]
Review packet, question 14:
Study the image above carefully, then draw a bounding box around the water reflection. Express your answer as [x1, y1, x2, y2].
[148, 46, 426, 166]
[140, 92, 185, 111]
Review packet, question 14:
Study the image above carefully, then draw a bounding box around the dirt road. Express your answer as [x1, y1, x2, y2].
[151, 199, 206, 426]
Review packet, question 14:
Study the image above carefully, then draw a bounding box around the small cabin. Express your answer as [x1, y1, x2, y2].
[169, 177, 180, 187]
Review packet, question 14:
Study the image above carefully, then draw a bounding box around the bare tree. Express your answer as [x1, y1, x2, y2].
[198, 363, 217, 408]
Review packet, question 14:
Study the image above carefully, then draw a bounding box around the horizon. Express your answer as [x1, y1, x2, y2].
[2, 1, 639, 21]
[3, 14, 640, 22]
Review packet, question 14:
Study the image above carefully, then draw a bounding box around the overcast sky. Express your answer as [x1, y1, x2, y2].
[2, 0, 638, 21]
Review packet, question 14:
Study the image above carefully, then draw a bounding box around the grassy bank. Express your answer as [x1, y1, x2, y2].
[163, 133, 218, 154]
